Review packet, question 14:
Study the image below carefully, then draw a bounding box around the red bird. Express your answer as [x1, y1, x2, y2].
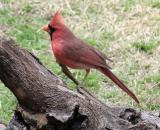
[42, 11, 139, 104]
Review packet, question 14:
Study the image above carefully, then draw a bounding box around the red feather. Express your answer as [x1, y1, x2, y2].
[42, 11, 139, 104]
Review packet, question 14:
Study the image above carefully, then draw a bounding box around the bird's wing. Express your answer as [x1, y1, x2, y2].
[63, 38, 111, 69]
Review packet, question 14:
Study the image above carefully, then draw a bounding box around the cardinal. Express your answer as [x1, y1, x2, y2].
[42, 11, 139, 104]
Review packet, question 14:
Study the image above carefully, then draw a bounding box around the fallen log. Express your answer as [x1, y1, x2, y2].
[0, 35, 160, 130]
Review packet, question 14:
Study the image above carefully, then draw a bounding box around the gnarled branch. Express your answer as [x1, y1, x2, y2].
[0, 35, 160, 130]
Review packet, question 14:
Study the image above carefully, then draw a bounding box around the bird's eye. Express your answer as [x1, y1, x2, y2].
[48, 24, 55, 35]
[48, 24, 52, 30]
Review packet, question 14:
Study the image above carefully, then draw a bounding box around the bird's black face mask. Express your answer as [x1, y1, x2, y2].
[48, 24, 55, 40]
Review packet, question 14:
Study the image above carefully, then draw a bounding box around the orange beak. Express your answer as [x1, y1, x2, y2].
[42, 25, 49, 32]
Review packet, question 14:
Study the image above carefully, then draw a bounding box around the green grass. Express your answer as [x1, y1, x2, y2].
[0, 84, 17, 122]
[133, 39, 160, 53]
[122, 0, 136, 11]
[0, 0, 160, 122]
[140, 73, 160, 84]
[152, 1, 160, 9]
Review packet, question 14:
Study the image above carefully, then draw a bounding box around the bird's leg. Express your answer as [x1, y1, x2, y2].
[75, 69, 91, 93]
[59, 64, 80, 85]
[83, 69, 90, 81]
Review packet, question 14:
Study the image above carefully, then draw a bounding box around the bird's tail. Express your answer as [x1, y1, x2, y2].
[99, 67, 139, 104]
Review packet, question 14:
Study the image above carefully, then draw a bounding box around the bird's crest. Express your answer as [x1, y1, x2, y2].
[50, 10, 64, 27]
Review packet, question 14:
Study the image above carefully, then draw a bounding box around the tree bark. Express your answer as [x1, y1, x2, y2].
[0, 35, 160, 130]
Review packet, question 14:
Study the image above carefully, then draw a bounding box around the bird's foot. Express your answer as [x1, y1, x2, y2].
[76, 82, 84, 92]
